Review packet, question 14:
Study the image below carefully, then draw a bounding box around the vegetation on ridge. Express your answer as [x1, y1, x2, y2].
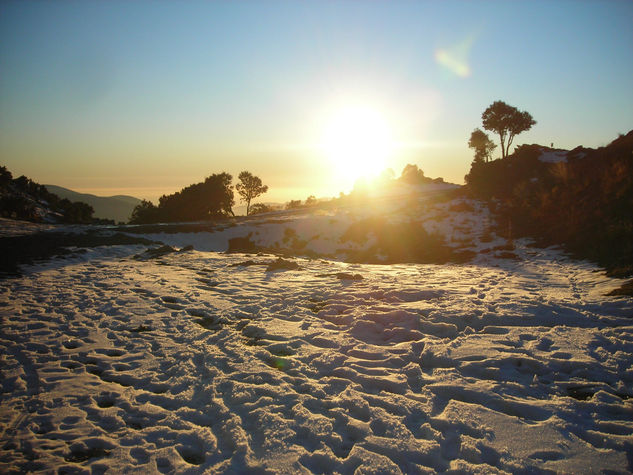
[0, 166, 105, 224]
[466, 130, 633, 274]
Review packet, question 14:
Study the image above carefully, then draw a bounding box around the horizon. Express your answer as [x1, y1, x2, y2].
[1, 1, 632, 203]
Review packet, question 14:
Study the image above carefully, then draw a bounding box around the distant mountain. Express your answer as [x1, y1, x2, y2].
[45, 185, 142, 223]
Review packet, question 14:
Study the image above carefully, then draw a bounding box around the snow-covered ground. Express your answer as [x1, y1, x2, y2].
[1, 193, 632, 473]
[0, 218, 57, 237]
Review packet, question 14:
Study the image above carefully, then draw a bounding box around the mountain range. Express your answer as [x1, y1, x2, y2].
[44, 185, 142, 223]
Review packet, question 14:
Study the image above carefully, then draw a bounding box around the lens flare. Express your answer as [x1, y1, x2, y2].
[435, 36, 475, 78]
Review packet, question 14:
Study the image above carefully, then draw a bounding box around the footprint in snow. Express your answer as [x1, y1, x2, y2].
[176, 435, 207, 466]
[130, 288, 157, 298]
[159, 295, 184, 310]
[266, 342, 296, 357]
[94, 392, 118, 408]
[178, 446, 205, 465]
[196, 277, 220, 289]
[130, 447, 150, 465]
[94, 348, 125, 358]
[62, 339, 82, 349]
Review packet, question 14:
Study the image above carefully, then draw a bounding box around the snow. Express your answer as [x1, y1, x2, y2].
[0, 218, 95, 238]
[0, 217, 57, 237]
[132, 193, 492, 262]
[538, 149, 568, 163]
[1, 194, 632, 473]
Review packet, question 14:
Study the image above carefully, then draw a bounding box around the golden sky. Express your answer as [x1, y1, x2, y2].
[1, 1, 632, 203]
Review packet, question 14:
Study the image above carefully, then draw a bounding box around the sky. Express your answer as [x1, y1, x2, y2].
[1, 0, 632, 204]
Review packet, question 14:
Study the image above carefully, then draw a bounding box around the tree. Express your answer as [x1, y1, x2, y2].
[305, 195, 317, 206]
[62, 200, 94, 224]
[249, 203, 274, 215]
[0, 166, 13, 187]
[236, 171, 268, 216]
[157, 172, 234, 222]
[378, 168, 395, 183]
[400, 164, 430, 185]
[128, 172, 234, 223]
[468, 128, 497, 162]
[129, 200, 159, 224]
[482, 101, 536, 158]
[464, 154, 486, 189]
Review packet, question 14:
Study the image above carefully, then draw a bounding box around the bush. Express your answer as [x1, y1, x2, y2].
[249, 203, 275, 215]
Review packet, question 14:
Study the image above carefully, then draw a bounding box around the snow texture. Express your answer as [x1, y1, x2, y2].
[1, 196, 632, 474]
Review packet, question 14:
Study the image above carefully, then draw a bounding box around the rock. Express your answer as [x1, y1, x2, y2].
[266, 258, 301, 271]
[134, 245, 176, 260]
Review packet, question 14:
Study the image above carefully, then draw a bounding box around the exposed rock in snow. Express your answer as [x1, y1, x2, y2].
[538, 148, 568, 163]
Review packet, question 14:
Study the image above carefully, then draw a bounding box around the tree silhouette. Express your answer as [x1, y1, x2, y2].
[128, 172, 234, 224]
[129, 200, 159, 224]
[399, 164, 430, 184]
[286, 199, 302, 210]
[249, 203, 274, 215]
[482, 101, 536, 158]
[468, 128, 497, 162]
[236, 171, 268, 216]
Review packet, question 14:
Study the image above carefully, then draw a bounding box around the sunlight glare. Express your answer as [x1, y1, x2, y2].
[321, 106, 394, 184]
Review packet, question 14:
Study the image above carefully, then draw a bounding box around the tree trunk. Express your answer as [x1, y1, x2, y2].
[499, 134, 506, 159]
[502, 131, 508, 158]
[507, 134, 515, 156]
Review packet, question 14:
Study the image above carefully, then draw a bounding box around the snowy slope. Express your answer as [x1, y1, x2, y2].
[1, 193, 632, 473]
[129, 186, 492, 264]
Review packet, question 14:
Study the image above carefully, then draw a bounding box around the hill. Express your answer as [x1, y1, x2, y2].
[465, 130, 633, 275]
[45, 185, 142, 223]
[0, 166, 95, 224]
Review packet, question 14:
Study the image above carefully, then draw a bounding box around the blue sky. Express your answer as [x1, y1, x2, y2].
[1, 1, 632, 202]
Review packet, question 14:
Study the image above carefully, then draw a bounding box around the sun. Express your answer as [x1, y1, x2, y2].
[321, 106, 394, 185]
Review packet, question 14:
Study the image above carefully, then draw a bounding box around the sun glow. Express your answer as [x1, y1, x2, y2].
[321, 106, 395, 185]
